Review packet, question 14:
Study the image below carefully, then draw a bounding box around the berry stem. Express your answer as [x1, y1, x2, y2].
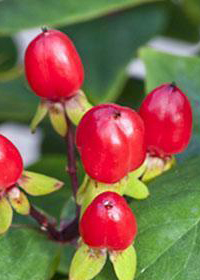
[65, 114, 79, 199]
[29, 205, 79, 242]
[30, 205, 61, 241]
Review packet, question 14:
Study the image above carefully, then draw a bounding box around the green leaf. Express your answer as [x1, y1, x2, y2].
[62, 3, 166, 103]
[182, 0, 200, 25]
[0, 228, 59, 280]
[0, 0, 160, 34]
[58, 244, 76, 275]
[69, 242, 107, 280]
[132, 156, 200, 280]
[8, 187, 30, 215]
[109, 245, 137, 280]
[30, 101, 49, 133]
[163, 1, 200, 43]
[0, 197, 13, 234]
[0, 36, 17, 72]
[0, 75, 38, 122]
[18, 170, 64, 196]
[125, 177, 149, 200]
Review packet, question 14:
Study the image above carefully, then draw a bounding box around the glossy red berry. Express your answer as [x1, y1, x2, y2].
[76, 104, 146, 184]
[80, 191, 137, 251]
[25, 29, 84, 101]
[0, 135, 23, 190]
[139, 83, 192, 157]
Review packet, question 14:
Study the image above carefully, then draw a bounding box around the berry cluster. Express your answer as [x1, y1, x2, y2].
[0, 28, 192, 280]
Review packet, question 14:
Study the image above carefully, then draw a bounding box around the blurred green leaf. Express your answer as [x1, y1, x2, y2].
[58, 244, 76, 275]
[182, 0, 200, 24]
[0, 0, 160, 34]
[62, 3, 166, 103]
[27, 154, 84, 220]
[0, 228, 59, 280]
[133, 156, 200, 280]
[27, 154, 71, 220]
[163, 1, 200, 42]
[0, 76, 37, 122]
[140, 48, 200, 159]
[117, 78, 145, 110]
[0, 36, 17, 72]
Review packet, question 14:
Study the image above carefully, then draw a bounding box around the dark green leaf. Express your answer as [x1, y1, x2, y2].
[0, 36, 17, 72]
[182, 0, 200, 24]
[0, 75, 37, 122]
[62, 3, 166, 103]
[27, 155, 84, 220]
[0, 0, 160, 34]
[0, 228, 59, 280]
[163, 1, 200, 42]
[27, 154, 71, 220]
[133, 156, 200, 280]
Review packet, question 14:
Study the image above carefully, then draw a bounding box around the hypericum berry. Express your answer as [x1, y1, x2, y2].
[25, 29, 84, 101]
[0, 135, 23, 190]
[76, 104, 146, 184]
[80, 191, 137, 251]
[139, 83, 192, 157]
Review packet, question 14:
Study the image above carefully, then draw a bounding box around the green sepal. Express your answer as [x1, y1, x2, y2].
[65, 90, 93, 126]
[76, 175, 90, 205]
[69, 242, 107, 280]
[109, 245, 137, 280]
[124, 173, 149, 200]
[30, 101, 49, 133]
[18, 171, 64, 196]
[0, 196, 13, 234]
[8, 187, 30, 215]
[49, 102, 68, 137]
[80, 178, 127, 217]
[142, 155, 176, 183]
[130, 160, 147, 179]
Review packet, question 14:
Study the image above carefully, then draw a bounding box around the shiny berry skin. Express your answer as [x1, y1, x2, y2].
[80, 191, 137, 251]
[139, 83, 192, 157]
[25, 29, 84, 101]
[0, 135, 23, 190]
[76, 104, 146, 184]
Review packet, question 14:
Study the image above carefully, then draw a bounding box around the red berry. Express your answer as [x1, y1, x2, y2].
[25, 29, 84, 101]
[76, 104, 146, 184]
[139, 83, 192, 157]
[80, 191, 137, 251]
[0, 135, 23, 190]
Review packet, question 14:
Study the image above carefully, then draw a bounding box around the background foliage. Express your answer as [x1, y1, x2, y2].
[0, 0, 200, 279]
